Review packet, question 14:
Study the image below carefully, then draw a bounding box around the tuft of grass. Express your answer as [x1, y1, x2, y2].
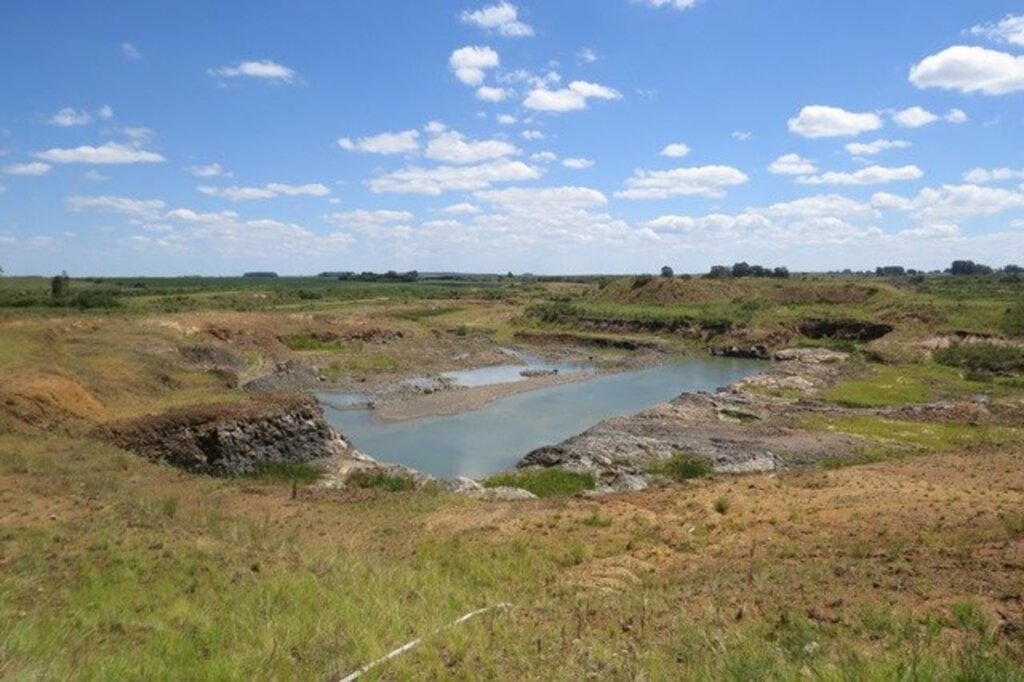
[648, 452, 713, 481]
[246, 461, 323, 485]
[713, 496, 731, 514]
[346, 469, 416, 492]
[934, 342, 1024, 377]
[484, 468, 596, 498]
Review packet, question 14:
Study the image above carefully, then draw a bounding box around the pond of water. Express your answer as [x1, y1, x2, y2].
[321, 358, 762, 479]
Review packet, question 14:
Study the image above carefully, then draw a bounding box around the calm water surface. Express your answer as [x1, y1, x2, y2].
[321, 358, 762, 479]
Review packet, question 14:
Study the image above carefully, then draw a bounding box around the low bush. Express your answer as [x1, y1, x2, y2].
[648, 453, 712, 481]
[484, 468, 596, 498]
[933, 342, 1024, 376]
[346, 469, 416, 492]
[247, 461, 323, 485]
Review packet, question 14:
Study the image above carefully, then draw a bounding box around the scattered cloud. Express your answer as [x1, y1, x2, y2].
[327, 209, 414, 231]
[84, 170, 109, 182]
[67, 195, 166, 219]
[210, 59, 298, 84]
[873, 184, 1024, 221]
[523, 80, 621, 112]
[338, 130, 420, 155]
[441, 202, 481, 214]
[368, 158, 542, 195]
[968, 14, 1024, 47]
[576, 48, 598, 64]
[34, 142, 165, 165]
[50, 108, 92, 127]
[121, 42, 142, 59]
[449, 46, 500, 86]
[909, 45, 1024, 95]
[562, 157, 595, 169]
[197, 182, 330, 201]
[732, 131, 753, 141]
[788, 105, 883, 138]
[962, 167, 1024, 184]
[796, 165, 923, 186]
[475, 86, 512, 102]
[460, 2, 533, 38]
[187, 162, 230, 178]
[530, 151, 557, 163]
[425, 127, 519, 164]
[844, 139, 910, 156]
[892, 106, 938, 128]
[522, 129, 545, 140]
[945, 108, 968, 124]
[637, 0, 700, 11]
[3, 162, 51, 176]
[768, 153, 817, 175]
[660, 143, 691, 158]
[616, 165, 749, 199]
[98, 105, 114, 120]
[497, 114, 517, 125]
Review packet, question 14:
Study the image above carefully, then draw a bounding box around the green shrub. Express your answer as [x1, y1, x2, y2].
[714, 496, 731, 514]
[934, 342, 1024, 376]
[484, 468, 596, 498]
[247, 461, 323, 485]
[345, 469, 415, 492]
[649, 453, 712, 481]
[1002, 303, 1024, 337]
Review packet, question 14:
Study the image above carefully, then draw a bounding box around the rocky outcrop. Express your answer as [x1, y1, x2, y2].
[516, 349, 863, 493]
[242, 360, 324, 393]
[102, 394, 354, 476]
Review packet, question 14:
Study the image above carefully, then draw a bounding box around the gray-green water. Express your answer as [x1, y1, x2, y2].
[321, 358, 762, 479]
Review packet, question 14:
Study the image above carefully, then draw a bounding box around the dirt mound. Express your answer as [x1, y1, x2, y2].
[0, 374, 108, 427]
[595, 277, 893, 307]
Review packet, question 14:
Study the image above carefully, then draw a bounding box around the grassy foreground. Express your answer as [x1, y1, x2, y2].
[2, 420, 1023, 679]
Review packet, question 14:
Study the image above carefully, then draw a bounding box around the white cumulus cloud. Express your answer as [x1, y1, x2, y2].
[460, 2, 534, 37]
[969, 14, 1024, 47]
[523, 80, 621, 112]
[449, 46, 500, 86]
[368, 159, 542, 195]
[3, 162, 51, 176]
[909, 45, 1024, 95]
[660, 143, 691, 158]
[50, 108, 92, 127]
[788, 105, 883, 138]
[338, 130, 420, 155]
[796, 165, 923, 186]
[769, 153, 817, 175]
[210, 59, 298, 83]
[616, 165, 749, 199]
[197, 183, 330, 201]
[34, 142, 165, 165]
[425, 128, 519, 164]
[844, 139, 910, 156]
[562, 158, 595, 169]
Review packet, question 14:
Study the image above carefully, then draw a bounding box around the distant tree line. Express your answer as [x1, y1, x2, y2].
[326, 270, 420, 282]
[705, 262, 791, 279]
[874, 261, 1022, 277]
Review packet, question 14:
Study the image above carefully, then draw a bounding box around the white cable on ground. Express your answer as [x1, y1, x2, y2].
[338, 603, 513, 682]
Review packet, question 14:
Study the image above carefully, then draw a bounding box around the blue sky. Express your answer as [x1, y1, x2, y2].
[1, 0, 1023, 275]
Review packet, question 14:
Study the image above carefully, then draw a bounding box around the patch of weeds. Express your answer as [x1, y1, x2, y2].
[390, 306, 463, 322]
[714, 496, 731, 515]
[648, 453, 713, 481]
[581, 509, 612, 528]
[345, 469, 416, 492]
[951, 600, 991, 638]
[158, 496, 179, 519]
[1002, 511, 1024, 537]
[247, 461, 323, 485]
[484, 468, 596, 498]
[934, 342, 1024, 377]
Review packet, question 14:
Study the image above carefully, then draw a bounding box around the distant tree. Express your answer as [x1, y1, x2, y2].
[707, 265, 731, 279]
[731, 262, 752, 278]
[660, 265, 674, 278]
[876, 266, 906, 277]
[51, 271, 70, 298]
[949, 260, 993, 276]
[772, 266, 790, 279]
[1004, 264, 1023, 274]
